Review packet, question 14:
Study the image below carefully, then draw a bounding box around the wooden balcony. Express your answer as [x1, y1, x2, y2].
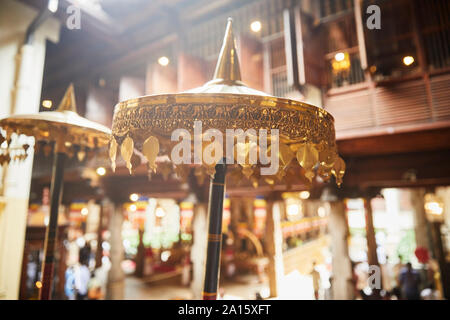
[325, 70, 450, 141]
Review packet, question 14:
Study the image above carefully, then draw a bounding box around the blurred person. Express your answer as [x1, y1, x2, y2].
[352, 261, 381, 300]
[391, 255, 404, 299]
[79, 241, 93, 267]
[424, 259, 438, 289]
[399, 262, 421, 300]
[90, 256, 111, 300]
[414, 246, 431, 291]
[328, 275, 334, 300]
[426, 259, 442, 299]
[381, 289, 392, 300]
[218, 287, 225, 300]
[224, 238, 236, 279]
[381, 255, 394, 292]
[64, 265, 76, 300]
[350, 261, 361, 299]
[321, 267, 333, 300]
[74, 246, 91, 300]
[181, 251, 191, 286]
[87, 270, 103, 300]
[310, 261, 321, 300]
[144, 247, 154, 276]
[354, 262, 369, 296]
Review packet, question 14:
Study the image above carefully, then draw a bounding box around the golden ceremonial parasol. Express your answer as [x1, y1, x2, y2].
[110, 18, 345, 300]
[0, 84, 111, 300]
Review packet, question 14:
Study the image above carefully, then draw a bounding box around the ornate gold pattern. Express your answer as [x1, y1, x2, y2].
[112, 95, 336, 146]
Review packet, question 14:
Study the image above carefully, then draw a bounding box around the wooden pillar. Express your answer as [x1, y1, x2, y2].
[353, 0, 368, 70]
[243, 198, 255, 232]
[19, 242, 29, 300]
[40, 151, 66, 300]
[364, 196, 382, 299]
[57, 234, 67, 299]
[410, 189, 433, 253]
[430, 222, 450, 299]
[229, 197, 240, 231]
[229, 197, 242, 253]
[190, 203, 208, 299]
[106, 203, 125, 300]
[436, 187, 450, 231]
[266, 200, 284, 298]
[435, 187, 450, 298]
[364, 197, 379, 267]
[95, 201, 104, 268]
[134, 228, 145, 278]
[327, 200, 354, 300]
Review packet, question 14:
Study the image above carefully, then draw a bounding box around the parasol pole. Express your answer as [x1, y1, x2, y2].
[202, 160, 227, 300]
[39, 85, 75, 300]
[39, 148, 66, 300]
[201, 18, 238, 300]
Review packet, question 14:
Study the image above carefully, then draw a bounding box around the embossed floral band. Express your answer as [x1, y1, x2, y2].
[110, 18, 345, 187]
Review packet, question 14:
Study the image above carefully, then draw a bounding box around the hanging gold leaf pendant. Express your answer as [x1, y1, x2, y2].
[174, 164, 189, 182]
[194, 166, 207, 185]
[319, 148, 336, 168]
[109, 138, 118, 172]
[77, 149, 86, 162]
[331, 156, 346, 186]
[121, 136, 134, 174]
[278, 143, 294, 167]
[241, 165, 253, 179]
[296, 143, 319, 182]
[142, 136, 160, 174]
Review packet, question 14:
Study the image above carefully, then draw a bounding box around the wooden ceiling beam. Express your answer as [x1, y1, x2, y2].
[337, 124, 450, 157]
[117, 0, 178, 31]
[343, 149, 450, 188]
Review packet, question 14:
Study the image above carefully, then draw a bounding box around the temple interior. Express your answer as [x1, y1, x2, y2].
[0, 0, 449, 301]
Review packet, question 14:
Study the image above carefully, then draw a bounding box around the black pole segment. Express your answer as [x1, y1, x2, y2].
[39, 151, 66, 300]
[202, 161, 227, 300]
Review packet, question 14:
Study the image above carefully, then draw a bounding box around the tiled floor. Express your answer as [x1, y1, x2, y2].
[124, 271, 316, 300]
[124, 274, 270, 300]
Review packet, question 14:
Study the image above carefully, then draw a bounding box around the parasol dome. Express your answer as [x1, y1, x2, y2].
[110, 18, 345, 187]
[0, 84, 111, 160]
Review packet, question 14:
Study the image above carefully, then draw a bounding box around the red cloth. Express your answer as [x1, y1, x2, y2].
[415, 246, 430, 264]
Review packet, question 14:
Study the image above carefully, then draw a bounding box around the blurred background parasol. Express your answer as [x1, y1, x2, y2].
[0, 83, 111, 300]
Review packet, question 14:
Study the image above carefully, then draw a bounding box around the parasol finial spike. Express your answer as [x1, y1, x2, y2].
[212, 18, 242, 83]
[57, 83, 77, 113]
